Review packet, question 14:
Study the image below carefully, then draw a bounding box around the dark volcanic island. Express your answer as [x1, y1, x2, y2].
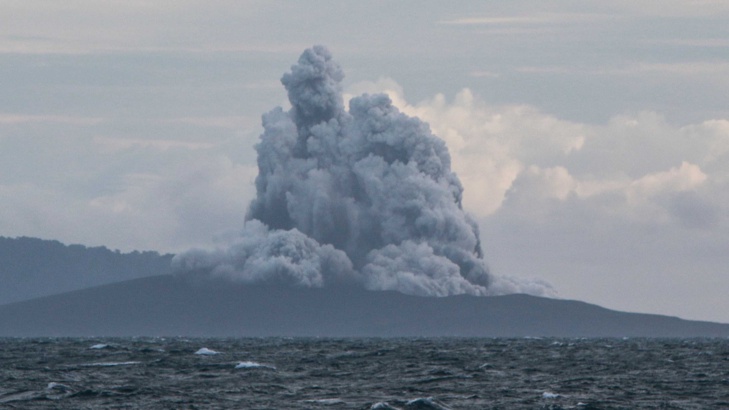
[2, 47, 728, 338]
[1, 274, 728, 337]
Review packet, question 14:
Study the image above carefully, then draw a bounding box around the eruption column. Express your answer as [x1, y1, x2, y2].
[174, 46, 544, 297]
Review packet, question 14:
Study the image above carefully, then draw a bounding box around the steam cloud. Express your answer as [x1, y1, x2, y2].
[173, 46, 551, 297]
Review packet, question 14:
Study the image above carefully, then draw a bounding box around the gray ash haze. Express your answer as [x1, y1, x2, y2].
[173, 47, 550, 297]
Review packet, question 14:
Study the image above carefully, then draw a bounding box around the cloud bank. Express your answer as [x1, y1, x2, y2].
[172, 46, 550, 297]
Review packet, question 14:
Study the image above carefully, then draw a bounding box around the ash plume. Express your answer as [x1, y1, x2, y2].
[173, 46, 550, 297]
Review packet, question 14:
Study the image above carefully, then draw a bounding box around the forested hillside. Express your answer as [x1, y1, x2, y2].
[0, 236, 172, 305]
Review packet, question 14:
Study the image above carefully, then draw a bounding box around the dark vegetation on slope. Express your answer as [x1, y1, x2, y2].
[0, 236, 173, 305]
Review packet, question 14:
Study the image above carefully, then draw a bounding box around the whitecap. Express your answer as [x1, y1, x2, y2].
[89, 343, 108, 350]
[542, 391, 560, 399]
[0, 391, 44, 403]
[46, 382, 71, 391]
[371, 402, 400, 410]
[194, 347, 220, 355]
[405, 397, 451, 409]
[234, 361, 276, 370]
[82, 361, 141, 367]
[304, 398, 346, 405]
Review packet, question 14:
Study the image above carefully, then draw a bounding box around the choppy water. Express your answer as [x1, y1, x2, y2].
[1, 338, 727, 409]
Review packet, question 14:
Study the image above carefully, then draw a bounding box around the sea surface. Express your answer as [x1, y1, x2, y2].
[0, 338, 727, 409]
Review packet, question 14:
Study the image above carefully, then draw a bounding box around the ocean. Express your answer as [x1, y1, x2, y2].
[0, 337, 727, 409]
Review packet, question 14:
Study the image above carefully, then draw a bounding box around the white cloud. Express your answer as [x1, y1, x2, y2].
[92, 136, 216, 152]
[644, 38, 729, 48]
[438, 13, 614, 26]
[515, 62, 729, 81]
[627, 162, 707, 201]
[468, 70, 501, 79]
[683, 119, 729, 166]
[0, 114, 103, 125]
[615, 62, 729, 78]
[159, 116, 257, 130]
[604, 0, 729, 17]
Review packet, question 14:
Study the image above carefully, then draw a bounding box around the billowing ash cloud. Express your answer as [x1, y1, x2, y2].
[173, 46, 550, 297]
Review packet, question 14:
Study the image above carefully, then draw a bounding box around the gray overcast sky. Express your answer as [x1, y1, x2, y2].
[1, 1, 729, 322]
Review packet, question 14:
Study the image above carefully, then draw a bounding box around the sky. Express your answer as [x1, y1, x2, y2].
[1, 0, 728, 323]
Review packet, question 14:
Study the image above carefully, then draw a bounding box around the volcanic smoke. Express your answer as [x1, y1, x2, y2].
[173, 46, 552, 297]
